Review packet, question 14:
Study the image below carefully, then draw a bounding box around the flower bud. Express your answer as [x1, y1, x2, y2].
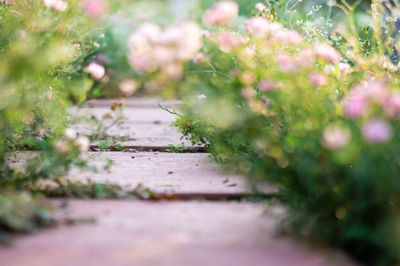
[64, 128, 77, 141]
[119, 79, 138, 98]
[75, 136, 90, 153]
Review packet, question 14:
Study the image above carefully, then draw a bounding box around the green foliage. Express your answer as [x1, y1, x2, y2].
[0, 191, 54, 244]
[169, 1, 400, 265]
[0, 0, 101, 241]
[30, 179, 156, 200]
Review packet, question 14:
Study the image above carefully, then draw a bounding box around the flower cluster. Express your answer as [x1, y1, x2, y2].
[245, 17, 302, 44]
[55, 128, 90, 154]
[44, 0, 68, 12]
[127, 21, 202, 79]
[202, 1, 238, 27]
[344, 80, 389, 118]
[0, 0, 103, 240]
[169, 2, 400, 264]
[340, 79, 399, 144]
[81, 0, 108, 18]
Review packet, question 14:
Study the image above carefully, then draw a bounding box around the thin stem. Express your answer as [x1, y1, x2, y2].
[341, 0, 352, 10]
[287, 0, 301, 12]
[186, 69, 232, 80]
[158, 104, 183, 118]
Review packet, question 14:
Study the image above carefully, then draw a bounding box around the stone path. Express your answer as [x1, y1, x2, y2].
[70, 152, 251, 196]
[0, 98, 357, 266]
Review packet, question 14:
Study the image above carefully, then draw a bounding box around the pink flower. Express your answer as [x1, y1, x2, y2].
[295, 49, 316, 69]
[384, 92, 400, 118]
[95, 54, 110, 65]
[174, 21, 203, 61]
[85, 62, 105, 80]
[217, 32, 245, 53]
[163, 64, 183, 79]
[240, 72, 256, 85]
[128, 54, 154, 72]
[338, 63, 352, 75]
[44, 0, 68, 12]
[255, 3, 266, 12]
[309, 73, 328, 86]
[202, 1, 239, 27]
[314, 44, 341, 63]
[362, 119, 393, 143]
[244, 47, 256, 57]
[127, 21, 202, 74]
[245, 17, 270, 38]
[159, 26, 181, 45]
[153, 46, 175, 65]
[322, 126, 351, 150]
[274, 30, 303, 44]
[82, 0, 108, 18]
[343, 80, 387, 118]
[202, 30, 211, 38]
[133, 23, 162, 44]
[258, 80, 280, 92]
[245, 18, 282, 38]
[230, 69, 240, 77]
[276, 53, 298, 73]
[241, 87, 257, 99]
[261, 96, 272, 107]
[363, 80, 388, 104]
[343, 90, 369, 118]
[193, 53, 205, 63]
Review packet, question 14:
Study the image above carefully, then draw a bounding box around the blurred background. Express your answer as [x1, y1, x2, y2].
[88, 0, 373, 98]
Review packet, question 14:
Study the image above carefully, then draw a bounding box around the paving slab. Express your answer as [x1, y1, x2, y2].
[73, 121, 198, 148]
[83, 97, 182, 108]
[2, 98, 359, 265]
[67, 152, 271, 196]
[0, 200, 357, 266]
[69, 106, 176, 124]
[70, 98, 198, 148]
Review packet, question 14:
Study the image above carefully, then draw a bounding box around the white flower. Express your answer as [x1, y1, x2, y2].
[324, 65, 335, 75]
[322, 126, 351, 150]
[75, 136, 90, 153]
[54, 141, 71, 154]
[119, 79, 138, 97]
[64, 128, 77, 141]
[197, 94, 206, 100]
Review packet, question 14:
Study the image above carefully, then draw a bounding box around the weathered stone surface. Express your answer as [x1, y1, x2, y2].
[70, 98, 196, 148]
[68, 152, 267, 196]
[83, 97, 182, 108]
[69, 106, 177, 124]
[2, 98, 360, 266]
[0, 200, 357, 266]
[73, 122, 198, 148]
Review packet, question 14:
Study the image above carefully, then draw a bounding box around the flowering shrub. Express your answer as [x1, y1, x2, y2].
[0, 0, 102, 237]
[154, 1, 400, 265]
[123, 20, 203, 97]
[127, 21, 202, 78]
